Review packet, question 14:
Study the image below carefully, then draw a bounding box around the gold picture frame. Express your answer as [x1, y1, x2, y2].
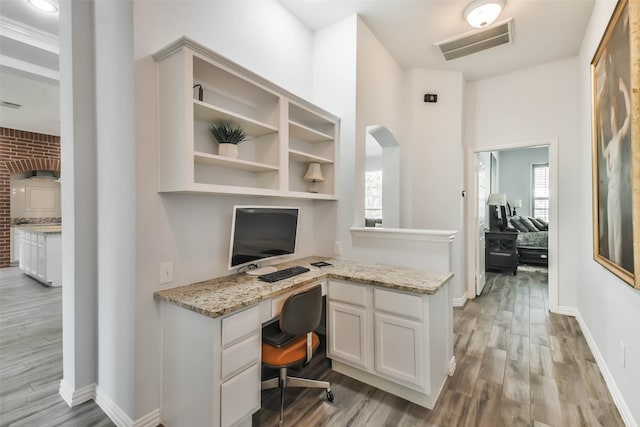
[591, 0, 640, 289]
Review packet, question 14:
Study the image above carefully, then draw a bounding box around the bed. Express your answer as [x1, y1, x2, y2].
[508, 216, 549, 266]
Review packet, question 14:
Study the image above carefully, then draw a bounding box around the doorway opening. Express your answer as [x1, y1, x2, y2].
[467, 139, 559, 313]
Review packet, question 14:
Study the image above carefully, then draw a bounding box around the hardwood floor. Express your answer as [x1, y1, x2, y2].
[254, 268, 625, 426]
[1, 266, 624, 426]
[0, 267, 113, 427]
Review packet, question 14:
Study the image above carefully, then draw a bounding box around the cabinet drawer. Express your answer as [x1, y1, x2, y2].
[328, 280, 368, 306]
[220, 363, 261, 427]
[221, 333, 260, 381]
[374, 288, 423, 320]
[222, 305, 260, 348]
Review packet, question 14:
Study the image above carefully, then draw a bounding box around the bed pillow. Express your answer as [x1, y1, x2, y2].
[520, 216, 540, 232]
[534, 217, 549, 230]
[510, 217, 529, 232]
[528, 217, 546, 231]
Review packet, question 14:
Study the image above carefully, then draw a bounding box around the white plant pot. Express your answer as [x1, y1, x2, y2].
[218, 143, 239, 159]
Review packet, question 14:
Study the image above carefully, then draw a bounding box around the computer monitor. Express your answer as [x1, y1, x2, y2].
[228, 206, 299, 271]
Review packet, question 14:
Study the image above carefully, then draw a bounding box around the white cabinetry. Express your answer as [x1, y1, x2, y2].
[153, 37, 338, 199]
[18, 229, 61, 287]
[161, 303, 261, 427]
[327, 280, 371, 370]
[373, 288, 425, 391]
[10, 227, 20, 263]
[327, 279, 452, 409]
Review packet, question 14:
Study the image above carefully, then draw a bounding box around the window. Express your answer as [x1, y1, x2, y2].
[365, 170, 383, 220]
[532, 163, 549, 221]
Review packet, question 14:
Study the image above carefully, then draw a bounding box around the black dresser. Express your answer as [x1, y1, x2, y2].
[485, 230, 518, 275]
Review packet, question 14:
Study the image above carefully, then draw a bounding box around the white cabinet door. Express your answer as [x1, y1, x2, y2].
[327, 300, 369, 370]
[35, 236, 46, 282]
[374, 312, 425, 391]
[19, 231, 29, 272]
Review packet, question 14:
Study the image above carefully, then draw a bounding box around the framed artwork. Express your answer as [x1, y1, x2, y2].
[591, 0, 640, 289]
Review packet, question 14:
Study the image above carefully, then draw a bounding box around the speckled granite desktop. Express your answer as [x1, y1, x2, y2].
[154, 256, 453, 318]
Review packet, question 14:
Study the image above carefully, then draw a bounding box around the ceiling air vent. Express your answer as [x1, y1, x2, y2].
[435, 19, 513, 61]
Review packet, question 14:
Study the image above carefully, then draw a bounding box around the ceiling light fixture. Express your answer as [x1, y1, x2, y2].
[464, 0, 504, 28]
[27, 0, 58, 13]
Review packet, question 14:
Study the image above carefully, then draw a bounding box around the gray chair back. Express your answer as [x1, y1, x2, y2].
[280, 285, 322, 336]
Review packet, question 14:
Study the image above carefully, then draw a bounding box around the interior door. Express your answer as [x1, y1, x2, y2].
[475, 153, 490, 295]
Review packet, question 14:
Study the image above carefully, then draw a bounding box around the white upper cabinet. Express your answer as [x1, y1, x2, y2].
[153, 37, 339, 199]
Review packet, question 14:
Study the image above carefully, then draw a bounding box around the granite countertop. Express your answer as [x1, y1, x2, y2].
[154, 256, 454, 319]
[16, 225, 62, 234]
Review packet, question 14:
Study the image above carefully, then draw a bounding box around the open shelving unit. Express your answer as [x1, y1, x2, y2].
[153, 37, 339, 199]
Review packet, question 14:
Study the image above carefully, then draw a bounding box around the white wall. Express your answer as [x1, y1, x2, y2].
[134, 0, 314, 100]
[354, 18, 405, 231]
[404, 69, 466, 301]
[466, 57, 580, 309]
[497, 146, 549, 218]
[133, 0, 323, 420]
[94, 0, 137, 417]
[576, 0, 640, 424]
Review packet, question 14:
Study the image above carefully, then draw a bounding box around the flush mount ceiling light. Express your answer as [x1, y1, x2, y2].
[27, 0, 58, 13]
[464, 0, 504, 28]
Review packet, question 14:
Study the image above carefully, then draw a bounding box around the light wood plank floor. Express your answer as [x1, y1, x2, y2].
[254, 268, 625, 426]
[0, 267, 113, 427]
[1, 266, 624, 426]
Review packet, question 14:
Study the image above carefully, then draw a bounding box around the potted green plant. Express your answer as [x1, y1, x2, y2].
[209, 120, 248, 159]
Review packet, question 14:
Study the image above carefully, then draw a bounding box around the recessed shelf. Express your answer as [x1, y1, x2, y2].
[194, 101, 278, 137]
[194, 151, 278, 172]
[289, 120, 333, 142]
[288, 149, 333, 164]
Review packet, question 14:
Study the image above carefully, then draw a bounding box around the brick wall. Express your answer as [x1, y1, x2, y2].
[0, 127, 61, 268]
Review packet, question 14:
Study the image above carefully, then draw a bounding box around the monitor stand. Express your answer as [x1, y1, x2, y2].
[246, 266, 278, 276]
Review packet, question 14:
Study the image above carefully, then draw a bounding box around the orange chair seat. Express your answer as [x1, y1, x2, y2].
[262, 333, 320, 368]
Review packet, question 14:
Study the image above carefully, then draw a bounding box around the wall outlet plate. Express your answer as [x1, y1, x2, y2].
[160, 261, 174, 285]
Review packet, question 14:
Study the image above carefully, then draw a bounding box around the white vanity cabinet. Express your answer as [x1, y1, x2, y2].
[161, 303, 261, 427]
[327, 279, 453, 409]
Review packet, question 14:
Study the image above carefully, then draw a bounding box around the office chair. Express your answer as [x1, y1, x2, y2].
[261, 285, 333, 426]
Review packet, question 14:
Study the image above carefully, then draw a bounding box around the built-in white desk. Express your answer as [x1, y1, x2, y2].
[154, 256, 454, 427]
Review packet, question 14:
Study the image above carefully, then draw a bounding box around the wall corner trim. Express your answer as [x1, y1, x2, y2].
[133, 408, 162, 427]
[452, 296, 467, 307]
[575, 311, 638, 427]
[58, 380, 96, 407]
[95, 386, 134, 427]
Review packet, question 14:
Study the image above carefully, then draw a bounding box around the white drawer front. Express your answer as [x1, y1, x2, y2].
[222, 305, 260, 348]
[221, 333, 260, 382]
[328, 280, 368, 306]
[220, 363, 261, 427]
[374, 288, 423, 320]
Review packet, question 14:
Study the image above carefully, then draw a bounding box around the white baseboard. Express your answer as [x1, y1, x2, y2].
[452, 296, 467, 307]
[134, 408, 161, 427]
[448, 356, 456, 376]
[59, 380, 96, 407]
[575, 312, 637, 427]
[556, 305, 578, 316]
[95, 386, 134, 427]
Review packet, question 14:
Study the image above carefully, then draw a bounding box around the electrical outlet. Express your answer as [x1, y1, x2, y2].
[334, 241, 342, 255]
[620, 341, 626, 367]
[160, 261, 174, 285]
